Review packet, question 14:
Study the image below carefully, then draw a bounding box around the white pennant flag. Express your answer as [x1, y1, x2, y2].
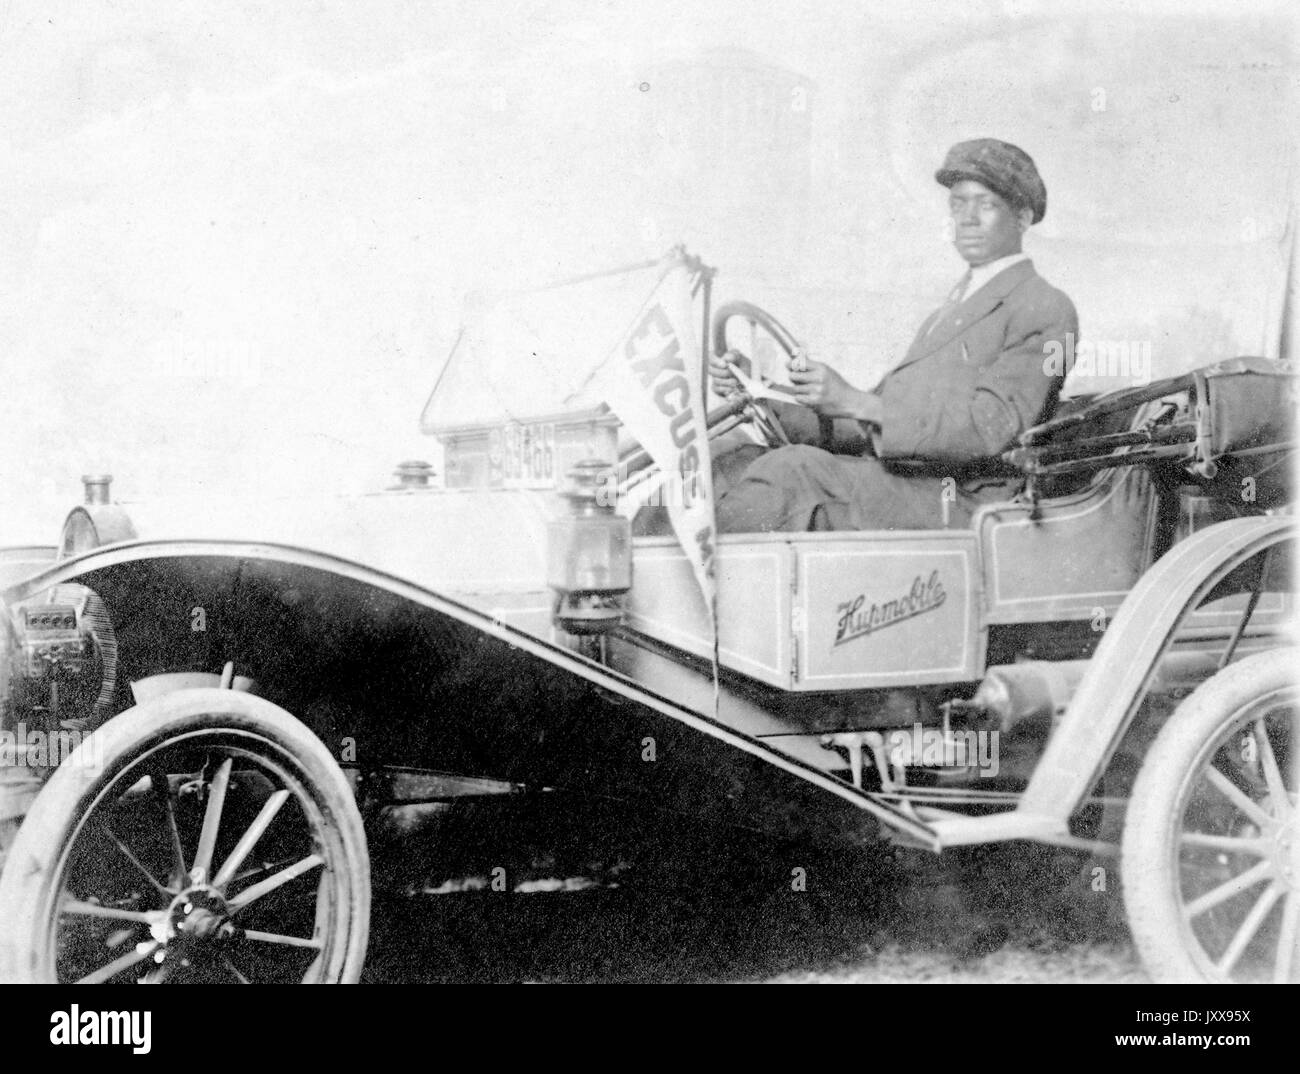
[593, 256, 717, 618]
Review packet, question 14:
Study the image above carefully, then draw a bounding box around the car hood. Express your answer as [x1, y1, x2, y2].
[103, 487, 558, 603]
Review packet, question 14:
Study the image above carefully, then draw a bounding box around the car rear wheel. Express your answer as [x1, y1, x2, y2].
[1122, 648, 1298, 983]
[0, 688, 369, 983]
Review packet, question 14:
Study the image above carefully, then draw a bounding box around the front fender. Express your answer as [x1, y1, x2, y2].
[3, 537, 939, 849]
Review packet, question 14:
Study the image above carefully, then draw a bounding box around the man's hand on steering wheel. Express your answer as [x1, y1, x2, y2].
[708, 347, 745, 396]
[788, 358, 883, 425]
[710, 300, 883, 448]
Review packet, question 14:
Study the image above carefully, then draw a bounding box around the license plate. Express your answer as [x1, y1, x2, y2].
[491, 422, 556, 488]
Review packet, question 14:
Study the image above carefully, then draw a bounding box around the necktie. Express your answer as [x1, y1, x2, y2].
[926, 270, 972, 337]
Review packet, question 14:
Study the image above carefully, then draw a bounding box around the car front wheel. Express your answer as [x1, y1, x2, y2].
[0, 688, 369, 983]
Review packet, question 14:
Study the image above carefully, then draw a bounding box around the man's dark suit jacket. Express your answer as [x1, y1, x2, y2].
[871, 257, 1078, 474]
[715, 259, 1079, 532]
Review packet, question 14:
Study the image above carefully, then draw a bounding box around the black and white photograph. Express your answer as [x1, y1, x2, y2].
[0, 0, 1295, 1016]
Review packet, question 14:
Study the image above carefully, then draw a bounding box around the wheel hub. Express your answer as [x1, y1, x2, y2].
[156, 886, 239, 953]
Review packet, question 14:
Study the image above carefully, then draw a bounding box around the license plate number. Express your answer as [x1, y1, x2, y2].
[493, 422, 556, 488]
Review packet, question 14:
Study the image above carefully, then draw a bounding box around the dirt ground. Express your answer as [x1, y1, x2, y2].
[361, 796, 1148, 983]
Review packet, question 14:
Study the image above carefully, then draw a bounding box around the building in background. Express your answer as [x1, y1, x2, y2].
[637, 47, 814, 280]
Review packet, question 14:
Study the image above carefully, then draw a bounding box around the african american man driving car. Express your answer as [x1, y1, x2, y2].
[711, 138, 1078, 533]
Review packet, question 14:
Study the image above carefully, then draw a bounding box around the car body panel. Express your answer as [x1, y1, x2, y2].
[626, 529, 982, 689]
[928, 514, 1295, 847]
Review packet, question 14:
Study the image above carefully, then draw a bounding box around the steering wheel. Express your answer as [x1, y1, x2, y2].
[710, 301, 809, 448]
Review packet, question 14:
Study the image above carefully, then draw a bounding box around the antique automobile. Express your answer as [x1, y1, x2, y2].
[0, 250, 1294, 984]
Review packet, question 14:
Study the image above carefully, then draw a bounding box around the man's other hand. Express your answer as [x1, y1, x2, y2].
[708, 348, 745, 395]
[789, 358, 882, 424]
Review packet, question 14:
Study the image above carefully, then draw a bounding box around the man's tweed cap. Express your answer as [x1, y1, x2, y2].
[936, 138, 1047, 223]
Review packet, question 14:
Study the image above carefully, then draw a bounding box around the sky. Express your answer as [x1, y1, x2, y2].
[0, 0, 1295, 542]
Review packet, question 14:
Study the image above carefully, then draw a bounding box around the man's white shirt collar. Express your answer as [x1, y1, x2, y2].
[958, 252, 1029, 302]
